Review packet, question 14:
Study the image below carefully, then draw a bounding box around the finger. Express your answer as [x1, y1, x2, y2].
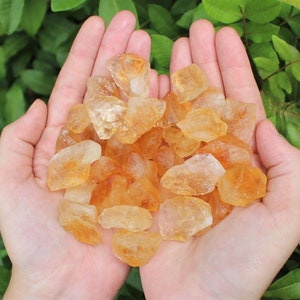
[0, 100, 47, 182]
[170, 37, 192, 74]
[158, 74, 170, 98]
[215, 26, 266, 123]
[189, 20, 223, 89]
[150, 69, 159, 98]
[91, 10, 136, 76]
[126, 29, 151, 60]
[47, 16, 105, 128]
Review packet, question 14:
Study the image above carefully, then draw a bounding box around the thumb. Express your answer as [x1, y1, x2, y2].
[0, 99, 48, 182]
[256, 118, 300, 220]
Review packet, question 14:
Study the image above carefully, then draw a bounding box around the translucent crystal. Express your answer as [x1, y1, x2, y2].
[221, 98, 257, 143]
[66, 103, 91, 134]
[112, 230, 162, 266]
[171, 64, 209, 103]
[64, 182, 97, 203]
[177, 108, 228, 142]
[107, 53, 151, 98]
[98, 205, 153, 231]
[47, 140, 102, 191]
[160, 153, 225, 195]
[218, 165, 267, 207]
[159, 196, 212, 241]
[87, 75, 120, 98]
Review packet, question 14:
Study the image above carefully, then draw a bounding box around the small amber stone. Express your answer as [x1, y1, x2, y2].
[112, 230, 162, 266]
[55, 127, 77, 152]
[162, 126, 200, 158]
[171, 64, 209, 103]
[88, 156, 119, 183]
[98, 205, 153, 231]
[58, 200, 101, 245]
[47, 140, 102, 191]
[218, 165, 267, 207]
[66, 103, 91, 134]
[159, 196, 212, 241]
[90, 179, 110, 213]
[64, 182, 96, 204]
[160, 153, 225, 196]
[107, 53, 151, 98]
[192, 86, 225, 116]
[177, 108, 228, 142]
[198, 135, 252, 169]
[221, 98, 257, 143]
[115, 97, 166, 144]
[87, 75, 120, 98]
[163, 92, 192, 125]
[86, 96, 127, 140]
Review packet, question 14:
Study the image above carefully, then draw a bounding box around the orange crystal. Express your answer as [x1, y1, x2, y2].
[159, 196, 212, 241]
[171, 64, 209, 103]
[87, 75, 120, 98]
[66, 103, 91, 134]
[218, 165, 267, 207]
[112, 230, 162, 267]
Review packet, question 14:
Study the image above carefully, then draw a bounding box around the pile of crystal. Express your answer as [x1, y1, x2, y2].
[47, 53, 267, 266]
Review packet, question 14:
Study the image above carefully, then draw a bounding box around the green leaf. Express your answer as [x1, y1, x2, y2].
[244, 0, 281, 24]
[272, 35, 299, 61]
[51, 0, 87, 12]
[291, 60, 300, 81]
[253, 57, 278, 79]
[0, 266, 11, 294]
[5, 83, 26, 124]
[277, 71, 292, 94]
[0, 47, 6, 81]
[176, 9, 195, 29]
[148, 4, 180, 39]
[2, 33, 30, 59]
[98, 0, 139, 29]
[20, 0, 47, 36]
[21, 70, 56, 96]
[202, 0, 243, 24]
[288, 14, 300, 36]
[150, 34, 173, 75]
[0, 0, 25, 34]
[248, 42, 279, 64]
[278, 0, 300, 9]
[192, 3, 219, 24]
[171, 0, 198, 16]
[245, 22, 280, 42]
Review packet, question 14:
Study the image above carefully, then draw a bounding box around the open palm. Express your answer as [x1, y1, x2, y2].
[140, 20, 300, 300]
[0, 11, 156, 299]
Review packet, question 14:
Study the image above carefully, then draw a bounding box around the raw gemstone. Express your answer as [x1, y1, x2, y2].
[218, 165, 267, 207]
[159, 196, 212, 241]
[87, 76, 120, 98]
[160, 153, 225, 195]
[86, 96, 127, 140]
[64, 182, 97, 204]
[107, 53, 151, 98]
[98, 205, 153, 231]
[66, 103, 91, 134]
[55, 127, 77, 152]
[114, 97, 166, 144]
[58, 200, 101, 245]
[192, 86, 225, 116]
[163, 92, 192, 125]
[221, 98, 257, 143]
[112, 230, 162, 266]
[47, 140, 102, 191]
[90, 179, 110, 213]
[198, 135, 252, 169]
[171, 64, 209, 103]
[162, 126, 200, 158]
[177, 108, 228, 142]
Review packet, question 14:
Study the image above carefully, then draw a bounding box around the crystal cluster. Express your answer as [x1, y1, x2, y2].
[47, 53, 267, 266]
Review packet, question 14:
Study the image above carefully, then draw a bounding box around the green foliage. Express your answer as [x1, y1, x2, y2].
[0, 0, 299, 298]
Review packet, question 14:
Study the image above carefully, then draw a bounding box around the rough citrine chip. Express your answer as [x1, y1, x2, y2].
[86, 96, 127, 140]
[107, 53, 151, 98]
[218, 165, 267, 207]
[66, 103, 91, 134]
[171, 64, 209, 103]
[98, 205, 153, 231]
[177, 108, 228, 142]
[160, 153, 225, 196]
[64, 182, 96, 204]
[47, 140, 101, 191]
[112, 230, 162, 267]
[159, 196, 212, 241]
[87, 76, 120, 98]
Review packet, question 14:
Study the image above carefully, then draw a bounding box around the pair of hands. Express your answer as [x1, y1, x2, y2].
[1, 10, 300, 300]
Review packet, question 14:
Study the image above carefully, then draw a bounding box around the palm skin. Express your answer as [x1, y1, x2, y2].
[0, 11, 156, 300]
[140, 20, 300, 300]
